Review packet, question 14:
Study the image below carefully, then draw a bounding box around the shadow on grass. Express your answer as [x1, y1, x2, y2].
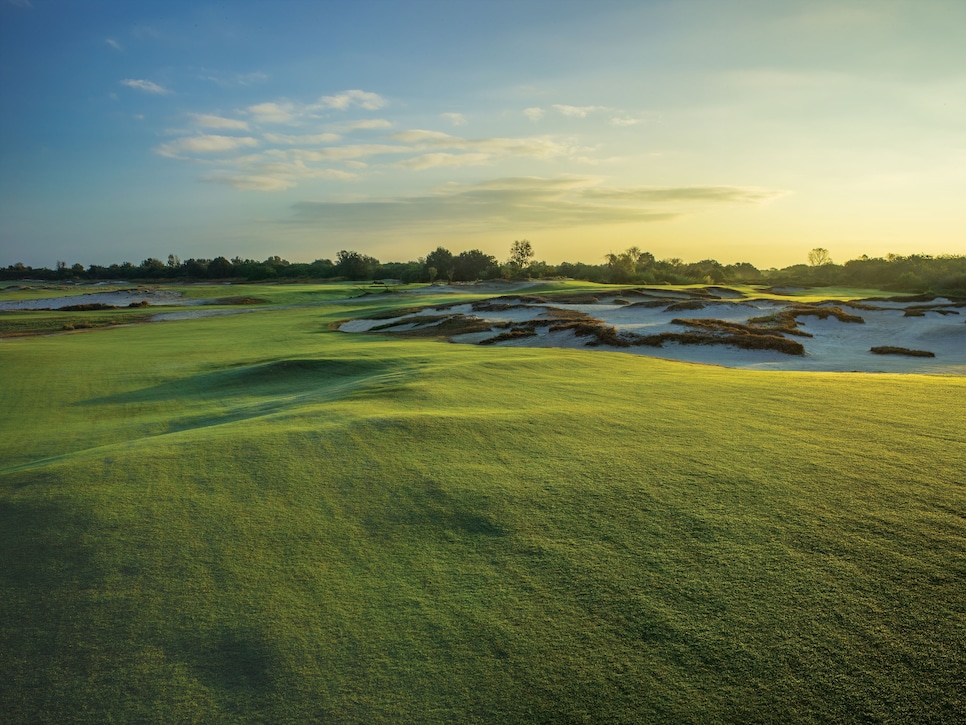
[0, 492, 280, 721]
[363, 478, 507, 541]
[76, 357, 411, 436]
[87, 358, 393, 405]
[0, 495, 117, 721]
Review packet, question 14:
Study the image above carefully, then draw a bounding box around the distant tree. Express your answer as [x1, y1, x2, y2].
[309, 258, 336, 278]
[453, 249, 497, 281]
[684, 259, 725, 284]
[139, 258, 167, 278]
[207, 256, 234, 279]
[808, 248, 832, 266]
[425, 247, 454, 282]
[335, 250, 378, 280]
[509, 239, 534, 269]
[724, 262, 762, 282]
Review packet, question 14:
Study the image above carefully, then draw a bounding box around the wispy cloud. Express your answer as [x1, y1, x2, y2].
[263, 132, 341, 145]
[553, 104, 609, 118]
[609, 117, 641, 127]
[246, 102, 297, 124]
[204, 71, 268, 87]
[390, 129, 454, 144]
[189, 113, 250, 131]
[202, 173, 297, 192]
[290, 176, 678, 231]
[6, 0, 32, 8]
[441, 112, 467, 127]
[318, 89, 386, 111]
[523, 107, 545, 122]
[121, 78, 170, 95]
[389, 129, 581, 161]
[155, 135, 259, 158]
[397, 152, 491, 170]
[105, 38, 123, 52]
[289, 176, 786, 232]
[332, 119, 393, 132]
[277, 144, 410, 162]
[201, 161, 355, 191]
[581, 185, 786, 204]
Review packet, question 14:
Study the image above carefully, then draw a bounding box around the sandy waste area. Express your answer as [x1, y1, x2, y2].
[341, 288, 966, 374]
[0, 288, 202, 310]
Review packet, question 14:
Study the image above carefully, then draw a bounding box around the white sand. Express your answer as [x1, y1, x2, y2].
[0, 288, 201, 310]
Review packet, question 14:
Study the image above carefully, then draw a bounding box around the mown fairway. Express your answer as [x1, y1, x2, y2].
[1, 287, 964, 723]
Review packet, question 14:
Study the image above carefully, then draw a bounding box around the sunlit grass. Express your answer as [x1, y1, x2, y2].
[1, 290, 964, 722]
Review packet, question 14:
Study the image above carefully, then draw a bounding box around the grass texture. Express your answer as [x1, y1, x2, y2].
[1, 290, 964, 723]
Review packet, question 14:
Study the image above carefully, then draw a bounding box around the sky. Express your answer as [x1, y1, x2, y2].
[1, 0, 964, 270]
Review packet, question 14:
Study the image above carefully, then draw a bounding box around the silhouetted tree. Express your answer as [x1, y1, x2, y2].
[509, 239, 534, 269]
[453, 249, 497, 281]
[808, 248, 832, 266]
[425, 247, 455, 282]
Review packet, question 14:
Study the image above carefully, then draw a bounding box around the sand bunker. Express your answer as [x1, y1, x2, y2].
[0, 288, 202, 311]
[341, 289, 966, 374]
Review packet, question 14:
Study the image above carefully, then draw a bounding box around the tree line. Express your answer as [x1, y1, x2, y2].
[2, 243, 964, 293]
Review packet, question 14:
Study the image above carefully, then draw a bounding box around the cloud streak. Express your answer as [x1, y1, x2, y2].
[190, 113, 250, 130]
[553, 104, 609, 118]
[441, 112, 467, 126]
[247, 102, 296, 124]
[318, 89, 386, 111]
[289, 177, 783, 232]
[332, 119, 393, 132]
[121, 79, 170, 94]
[155, 135, 259, 158]
[263, 132, 342, 145]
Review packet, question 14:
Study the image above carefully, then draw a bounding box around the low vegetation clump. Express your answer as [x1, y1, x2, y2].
[397, 315, 499, 337]
[478, 327, 538, 344]
[58, 303, 119, 311]
[664, 300, 706, 312]
[547, 320, 631, 347]
[538, 307, 594, 323]
[213, 296, 268, 305]
[747, 304, 863, 337]
[630, 329, 805, 355]
[668, 318, 806, 353]
[369, 314, 454, 332]
[788, 305, 865, 323]
[870, 346, 936, 357]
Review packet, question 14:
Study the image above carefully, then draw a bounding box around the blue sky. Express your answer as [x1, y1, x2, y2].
[2, 0, 964, 269]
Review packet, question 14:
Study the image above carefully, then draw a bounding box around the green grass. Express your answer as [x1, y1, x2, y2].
[1, 290, 964, 723]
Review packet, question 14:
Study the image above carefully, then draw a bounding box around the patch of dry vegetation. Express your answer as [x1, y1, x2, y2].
[664, 300, 706, 312]
[213, 296, 268, 305]
[790, 305, 865, 323]
[478, 327, 538, 344]
[395, 315, 501, 337]
[870, 346, 936, 357]
[547, 320, 630, 347]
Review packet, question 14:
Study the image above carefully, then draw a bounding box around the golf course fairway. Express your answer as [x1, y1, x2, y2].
[1, 287, 964, 723]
